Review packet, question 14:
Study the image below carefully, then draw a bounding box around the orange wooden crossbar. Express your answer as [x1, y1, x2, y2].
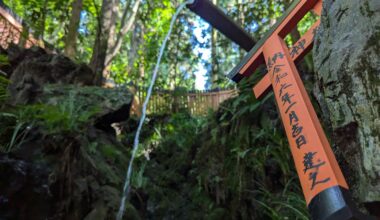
[253, 20, 320, 98]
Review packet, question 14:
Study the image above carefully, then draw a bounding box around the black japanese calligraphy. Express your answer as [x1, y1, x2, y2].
[275, 72, 288, 85]
[290, 39, 306, 58]
[279, 83, 292, 97]
[303, 152, 331, 190]
[267, 52, 284, 69]
[296, 135, 307, 148]
[272, 52, 284, 63]
[298, 39, 306, 50]
[290, 46, 300, 58]
[289, 111, 299, 125]
[272, 64, 285, 77]
[285, 102, 297, 114]
[292, 123, 303, 137]
[281, 92, 294, 105]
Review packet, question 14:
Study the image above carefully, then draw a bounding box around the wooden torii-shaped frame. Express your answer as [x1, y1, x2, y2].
[228, 0, 374, 219]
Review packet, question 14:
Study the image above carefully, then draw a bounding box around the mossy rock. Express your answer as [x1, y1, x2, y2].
[39, 85, 133, 117]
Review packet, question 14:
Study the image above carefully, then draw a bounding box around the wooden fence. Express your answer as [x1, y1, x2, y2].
[0, 3, 40, 49]
[135, 88, 238, 115]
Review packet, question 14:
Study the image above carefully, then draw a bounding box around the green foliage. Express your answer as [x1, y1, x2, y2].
[0, 54, 9, 66]
[29, 94, 99, 134]
[99, 144, 122, 161]
[0, 90, 100, 152]
[191, 76, 308, 219]
[124, 74, 308, 219]
[3, 0, 318, 90]
[0, 112, 29, 153]
[250, 178, 308, 220]
[80, 138, 129, 186]
[0, 75, 9, 105]
[131, 161, 148, 189]
[298, 11, 319, 36]
[4, 0, 71, 44]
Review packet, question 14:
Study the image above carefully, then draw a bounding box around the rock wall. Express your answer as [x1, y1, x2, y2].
[313, 0, 380, 205]
[0, 45, 137, 219]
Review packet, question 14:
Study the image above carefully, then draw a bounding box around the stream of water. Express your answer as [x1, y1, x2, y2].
[116, 1, 194, 219]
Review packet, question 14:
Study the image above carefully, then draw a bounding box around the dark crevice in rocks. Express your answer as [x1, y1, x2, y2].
[332, 122, 361, 196]
[315, 50, 331, 70]
[94, 102, 133, 135]
[365, 202, 380, 217]
[336, 7, 349, 22]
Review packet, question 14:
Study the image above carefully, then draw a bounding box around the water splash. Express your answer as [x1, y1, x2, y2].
[116, 1, 194, 219]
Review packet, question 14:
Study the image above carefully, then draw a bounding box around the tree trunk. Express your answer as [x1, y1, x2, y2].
[107, 0, 120, 51]
[64, 0, 83, 59]
[211, 0, 219, 89]
[313, 0, 380, 210]
[89, 0, 115, 85]
[90, 0, 141, 85]
[127, 22, 140, 75]
[102, 0, 119, 81]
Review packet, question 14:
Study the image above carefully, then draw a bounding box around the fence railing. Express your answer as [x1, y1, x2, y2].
[0, 3, 40, 49]
[135, 88, 238, 115]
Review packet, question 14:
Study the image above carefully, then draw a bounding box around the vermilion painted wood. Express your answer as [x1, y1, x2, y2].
[311, 0, 323, 16]
[253, 0, 322, 98]
[233, 0, 350, 205]
[262, 34, 348, 204]
[253, 20, 320, 98]
[236, 0, 319, 79]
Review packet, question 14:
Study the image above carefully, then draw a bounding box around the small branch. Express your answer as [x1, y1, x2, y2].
[105, 0, 141, 66]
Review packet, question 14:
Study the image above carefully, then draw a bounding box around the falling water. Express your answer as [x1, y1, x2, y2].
[116, 1, 194, 219]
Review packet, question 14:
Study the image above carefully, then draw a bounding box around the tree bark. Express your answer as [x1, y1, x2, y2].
[127, 22, 140, 75]
[89, 0, 115, 85]
[313, 0, 380, 206]
[64, 0, 83, 59]
[211, 0, 219, 89]
[90, 0, 141, 85]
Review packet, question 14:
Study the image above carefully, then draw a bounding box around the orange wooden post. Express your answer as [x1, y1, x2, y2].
[227, 0, 375, 219]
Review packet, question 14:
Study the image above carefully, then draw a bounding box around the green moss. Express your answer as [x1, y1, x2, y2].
[99, 144, 122, 160]
[124, 203, 141, 220]
[0, 75, 9, 105]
